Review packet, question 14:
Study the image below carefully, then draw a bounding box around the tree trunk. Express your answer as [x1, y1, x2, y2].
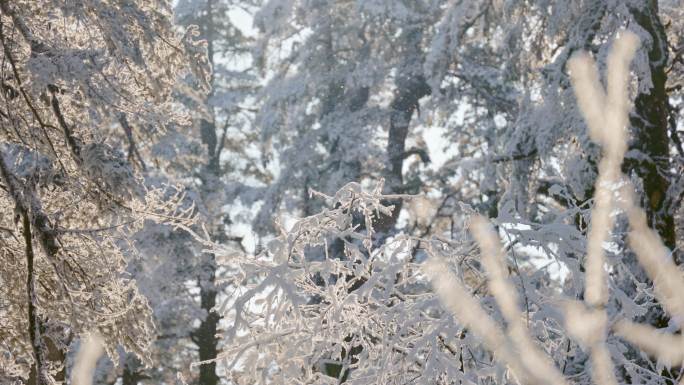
[194, 111, 221, 385]
[0, 149, 62, 385]
[22, 213, 47, 385]
[191, 1, 221, 383]
[379, 36, 431, 231]
[192, 258, 221, 385]
[621, 1, 676, 335]
[627, 1, 675, 251]
[193, 124, 222, 385]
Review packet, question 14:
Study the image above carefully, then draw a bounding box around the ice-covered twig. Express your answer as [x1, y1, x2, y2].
[563, 30, 640, 385]
[471, 216, 568, 385]
[423, 255, 532, 384]
[568, 30, 639, 308]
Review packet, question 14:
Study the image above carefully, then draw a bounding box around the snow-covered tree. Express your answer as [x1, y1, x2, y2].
[0, 1, 208, 383]
[247, 0, 681, 267]
[174, 1, 262, 384]
[422, 0, 684, 339]
[5, 1, 684, 384]
[210, 30, 684, 383]
[207, 1, 684, 384]
[250, 0, 444, 234]
[86, 1, 263, 383]
[84, 2, 264, 384]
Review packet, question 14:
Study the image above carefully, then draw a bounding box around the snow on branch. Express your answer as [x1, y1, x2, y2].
[423, 30, 684, 384]
[568, 31, 639, 308]
[210, 30, 684, 385]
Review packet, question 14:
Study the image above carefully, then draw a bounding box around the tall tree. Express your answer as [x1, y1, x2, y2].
[175, 1, 260, 384]
[97, 1, 262, 383]
[212, 0, 684, 383]
[251, 0, 442, 235]
[0, 1, 208, 383]
[627, 0, 674, 251]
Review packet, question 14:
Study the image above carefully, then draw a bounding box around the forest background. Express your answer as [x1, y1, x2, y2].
[2, 1, 684, 384]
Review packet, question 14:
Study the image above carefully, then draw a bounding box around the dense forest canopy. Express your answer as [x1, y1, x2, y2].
[1, 0, 684, 384]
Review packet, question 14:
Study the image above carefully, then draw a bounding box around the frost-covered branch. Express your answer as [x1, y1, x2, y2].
[0, 0, 210, 382]
[568, 31, 639, 308]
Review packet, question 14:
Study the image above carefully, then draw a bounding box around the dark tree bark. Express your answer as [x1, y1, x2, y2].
[379, 45, 431, 232]
[191, 261, 221, 385]
[195, 111, 221, 385]
[194, 109, 222, 385]
[22, 213, 46, 385]
[190, 1, 222, 383]
[618, 2, 677, 338]
[627, 1, 675, 251]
